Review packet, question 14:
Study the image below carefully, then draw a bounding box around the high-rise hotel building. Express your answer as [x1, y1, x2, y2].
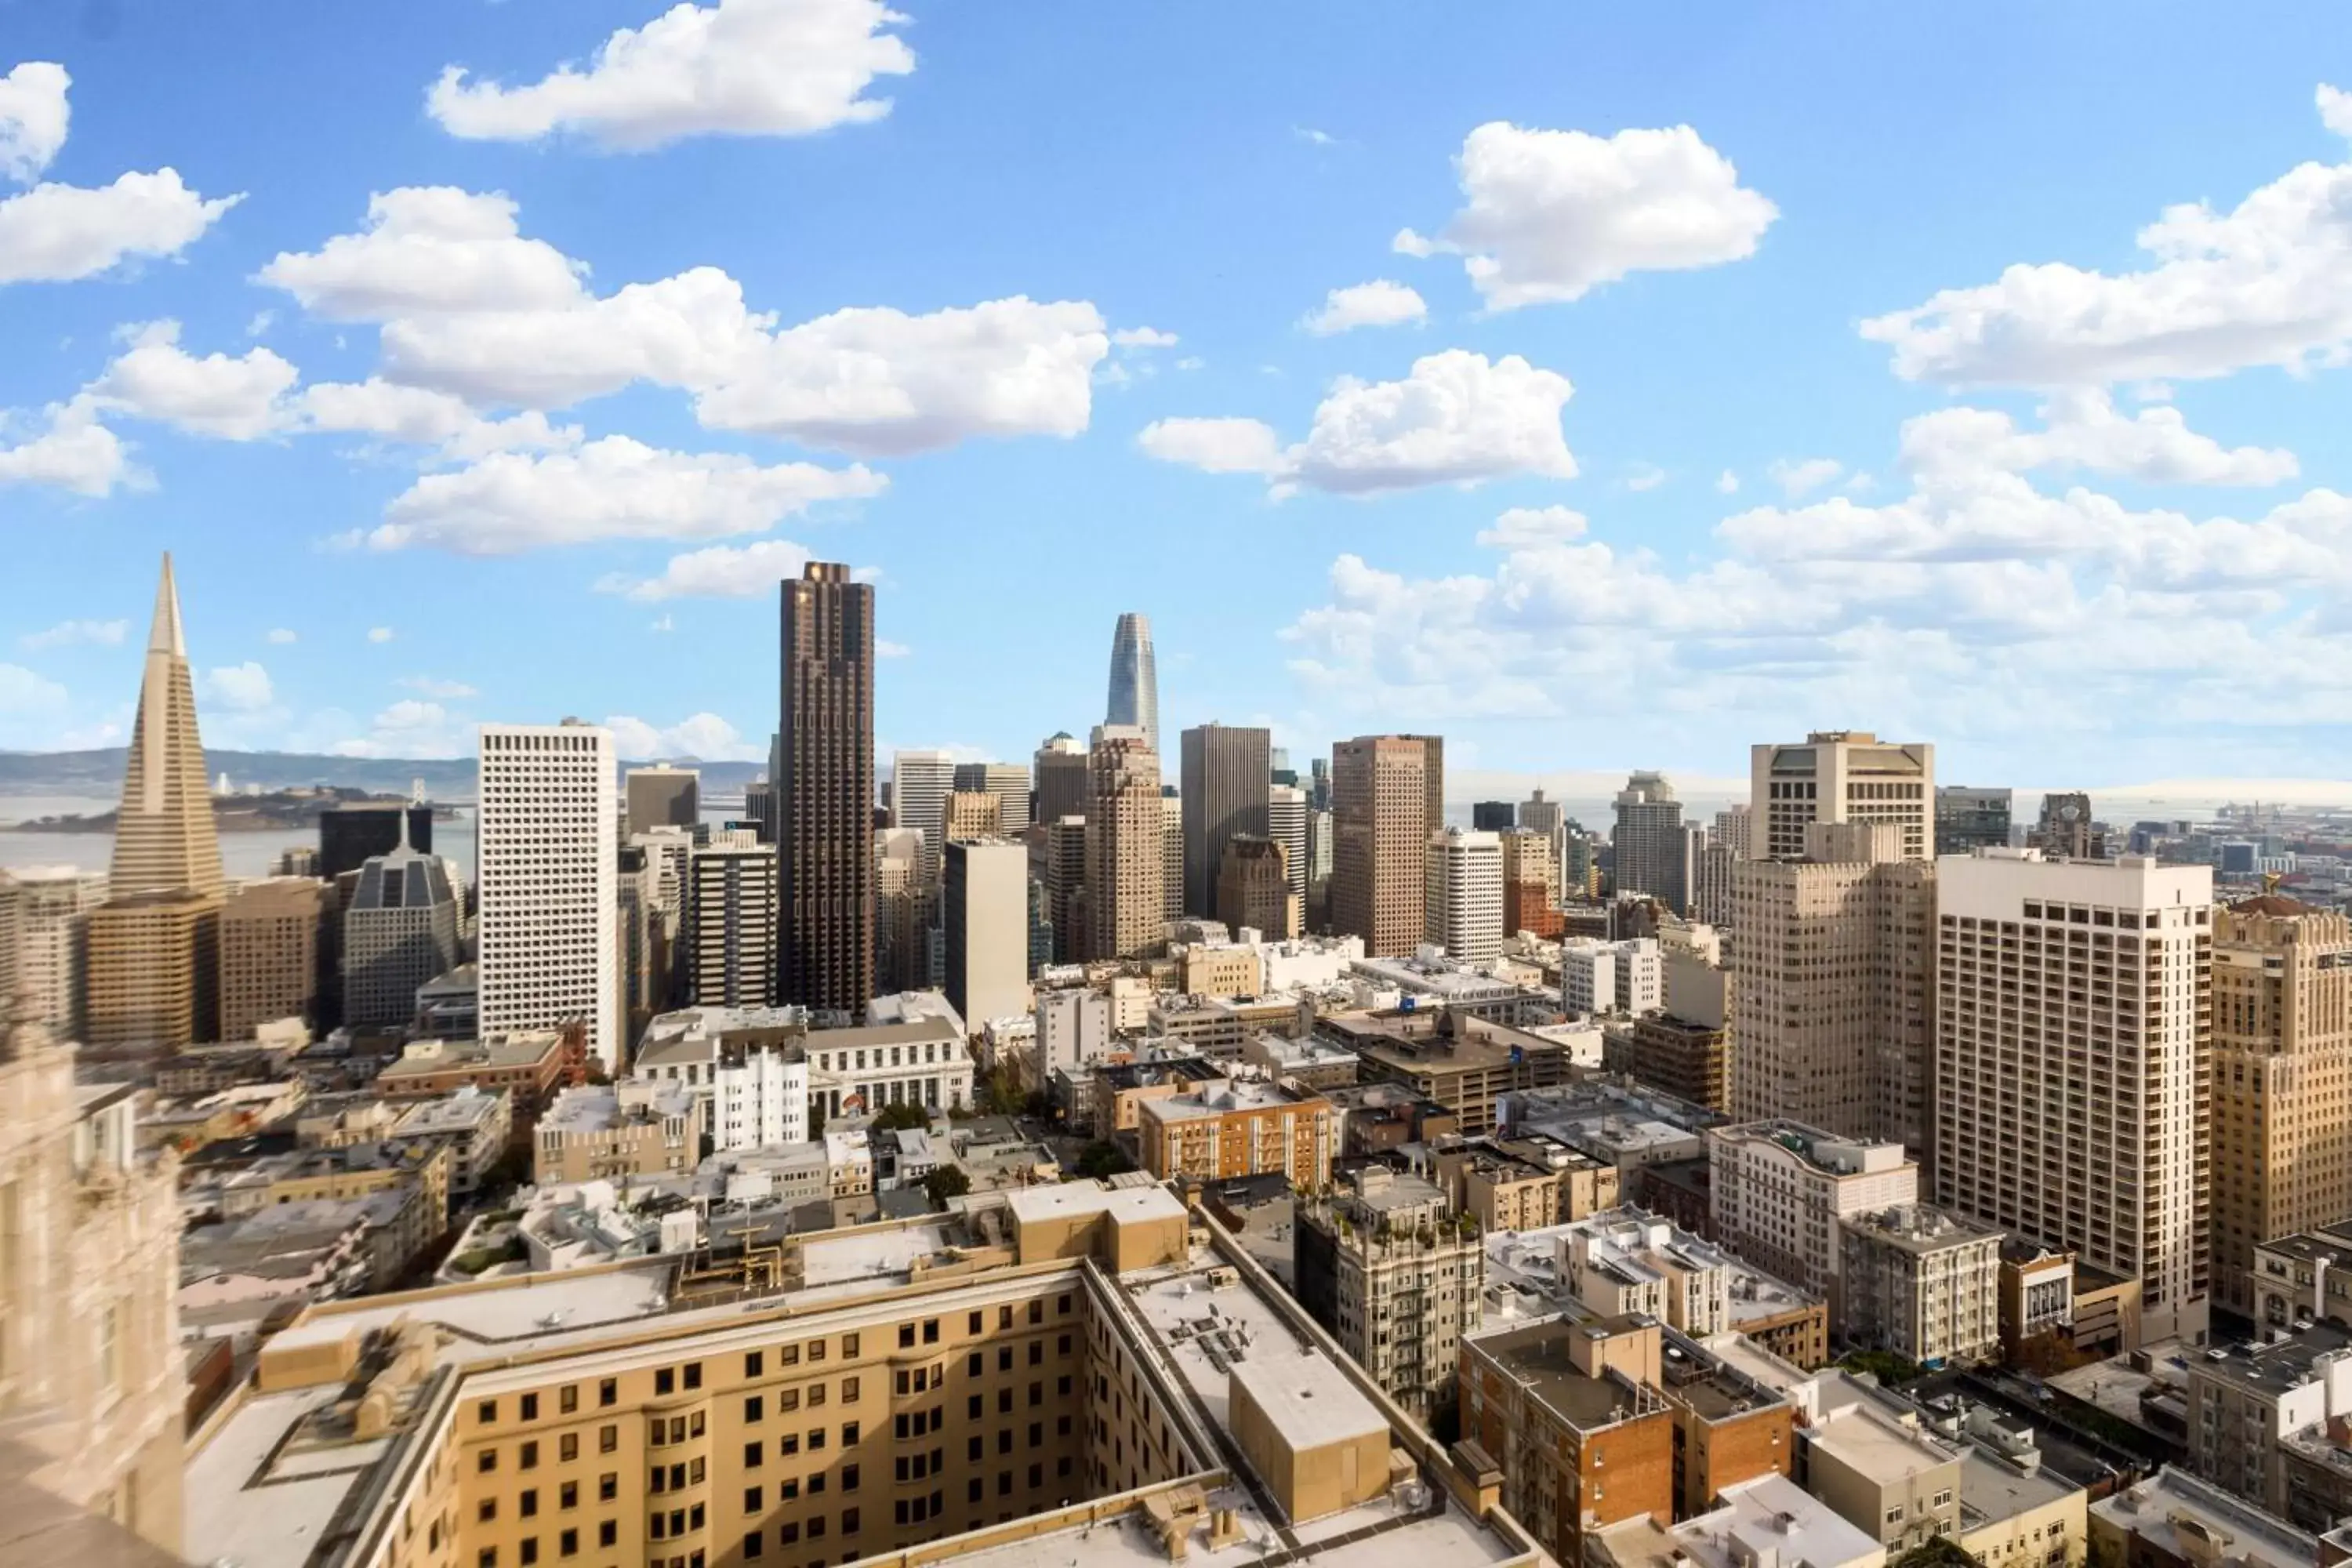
[778, 563, 877, 1016]
[1084, 724, 1164, 961]
[1934, 849, 2213, 1343]
[1330, 735, 1433, 958]
[477, 721, 620, 1071]
[1750, 731, 1934, 863]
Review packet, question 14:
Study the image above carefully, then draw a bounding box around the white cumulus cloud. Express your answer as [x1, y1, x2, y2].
[602, 711, 764, 760]
[371, 435, 884, 554]
[332, 699, 470, 759]
[1143, 350, 1576, 497]
[1394, 121, 1777, 310]
[1112, 326, 1178, 350]
[594, 537, 819, 600]
[88, 320, 299, 440]
[199, 661, 275, 712]
[0, 399, 136, 496]
[426, 0, 914, 152]
[1898, 390, 2296, 486]
[1475, 506, 1588, 548]
[368, 626, 394, 643]
[20, 617, 126, 650]
[1301, 279, 1427, 336]
[1767, 456, 1844, 499]
[0, 61, 70, 182]
[1863, 85, 2352, 387]
[0, 169, 241, 285]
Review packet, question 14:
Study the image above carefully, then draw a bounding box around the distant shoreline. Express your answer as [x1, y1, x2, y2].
[0, 793, 457, 835]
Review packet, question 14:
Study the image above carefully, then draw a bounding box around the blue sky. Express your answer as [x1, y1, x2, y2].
[5, 1, 2352, 789]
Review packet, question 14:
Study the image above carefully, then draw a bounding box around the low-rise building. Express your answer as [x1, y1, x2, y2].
[1149, 993, 1310, 1058]
[1709, 1119, 1918, 1305]
[1329, 1008, 1577, 1135]
[1325, 1080, 1457, 1155]
[1136, 1079, 1334, 1189]
[532, 1081, 703, 1184]
[1954, 1407, 2090, 1568]
[800, 1013, 974, 1119]
[372, 1030, 578, 1128]
[1239, 1029, 1359, 1091]
[1087, 1054, 1225, 1137]
[2089, 1467, 2317, 1568]
[1839, 1204, 2005, 1367]
[1606, 1012, 1731, 1113]
[1294, 1167, 1483, 1420]
[1801, 1384, 1965, 1553]
[387, 1086, 512, 1197]
[195, 1139, 452, 1287]
[2248, 1223, 2352, 1331]
[179, 1195, 381, 1315]
[1589, 1473, 1884, 1568]
[2184, 1320, 2352, 1528]
[2000, 1240, 2079, 1359]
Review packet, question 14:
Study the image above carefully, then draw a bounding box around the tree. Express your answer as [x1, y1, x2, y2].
[873, 1102, 931, 1131]
[1838, 1348, 1924, 1387]
[924, 1167, 972, 1206]
[1074, 1141, 1137, 1181]
[1891, 1538, 1979, 1568]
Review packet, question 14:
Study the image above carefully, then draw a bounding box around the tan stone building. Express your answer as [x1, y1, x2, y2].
[1085, 724, 1165, 961]
[1216, 835, 1297, 940]
[944, 789, 1004, 843]
[0, 1005, 187, 1559]
[1500, 828, 1563, 939]
[534, 1081, 705, 1184]
[2209, 895, 2352, 1317]
[1294, 1167, 1483, 1421]
[1330, 735, 1434, 957]
[85, 891, 223, 1049]
[1328, 1008, 1577, 1135]
[1837, 1203, 2005, 1367]
[1610, 1012, 1731, 1113]
[1729, 822, 1933, 1150]
[218, 876, 324, 1038]
[1749, 731, 1935, 864]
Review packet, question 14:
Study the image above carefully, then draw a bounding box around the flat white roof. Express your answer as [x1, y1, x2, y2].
[1231, 1351, 1388, 1452]
[1004, 1181, 1188, 1229]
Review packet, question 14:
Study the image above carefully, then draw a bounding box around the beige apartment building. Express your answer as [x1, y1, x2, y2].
[1730, 822, 1934, 1151]
[1215, 835, 1297, 940]
[1934, 850, 2214, 1344]
[534, 1082, 705, 1184]
[1749, 731, 1935, 864]
[1135, 1080, 1334, 1189]
[1331, 735, 1433, 957]
[1708, 1119, 1918, 1307]
[1802, 1393, 1964, 1554]
[944, 789, 1005, 842]
[1838, 1204, 2005, 1367]
[0, 1007, 187, 1560]
[1294, 1167, 1483, 1420]
[1330, 1008, 1577, 1135]
[2208, 895, 2352, 1317]
[218, 876, 325, 1038]
[85, 891, 223, 1049]
[1085, 724, 1165, 961]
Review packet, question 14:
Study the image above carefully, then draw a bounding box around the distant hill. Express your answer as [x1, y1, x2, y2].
[0, 749, 765, 802]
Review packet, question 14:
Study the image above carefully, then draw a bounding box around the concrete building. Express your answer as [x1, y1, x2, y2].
[803, 1013, 975, 1120]
[388, 1087, 513, 1197]
[1802, 1390, 1965, 1554]
[1215, 835, 1296, 941]
[945, 838, 1032, 1033]
[532, 1080, 703, 1183]
[1031, 731, 1089, 828]
[1085, 724, 1164, 961]
[1331, 735, 1433, 957]
[1708, 1120, 1919, 1305]
[341, 831, 461, 1029]
[1033, 987, 1115, 1091]
[373, 1031, 579, 1127]
[891, 748, 956, 883]
[0, 866, 103, 1036]
[1294, 1167, 1483, 1420]
[1612, 1012, 1731, 1112]
[687, 833, 778, 1007]
[477, 720, 619, 1070]
[1269, 783, 1309, 915]
[953, 760, 1033, 837]
[1135, 1078, 1335, 1188]
[318, 803, 434, 880]
[1750, 731, 1934, 863]
[777, 561, 877, 1017]
[1179, 724, 1271, 919]
[944, 788, 1004, 843]
[1729, 822, 1934, 1149]
[1500, 828, 1561, 939]
[1425, 827, 1504, 962]
[2209, 896, 2352, 1316]
[217, 876, 323, 1037]
[2089, 1468, 2315, 1568]
[1612, 770, 1689, 913]
[0, 1007, 187, 1560]
[1561, 937, 1664, 1017]
[623, 764, 700, 837]
[1590, 1474, 1885, 1568]
[1838, 1204, 2005, 1367]
[1162, 789, 1184, 920]
[87, 557, 226, 1050]
[1936, 786, 2014, 855]
[1104, 610, 1160, 759]
[1332, 1009, 1577, 1136]
[1934, 849, 2214, 1345]
[2182, 1320, 2352, 1526]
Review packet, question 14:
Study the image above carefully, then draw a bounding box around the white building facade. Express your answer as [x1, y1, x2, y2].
[477, 721, 619, 1069]
[713, 1046, 809, 1151]
[1425, 827, 1504, 962]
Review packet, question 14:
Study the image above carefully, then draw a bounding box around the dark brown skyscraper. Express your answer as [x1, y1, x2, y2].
[778, 562, 875, 1016]
[1179, 723, 1270, 918]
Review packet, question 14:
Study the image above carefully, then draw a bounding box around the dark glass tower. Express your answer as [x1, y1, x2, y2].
[1104, 612, 1159, 761]
[778, 562, 876, 1017]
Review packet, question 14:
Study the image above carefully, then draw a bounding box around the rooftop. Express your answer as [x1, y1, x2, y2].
[1471, 1318, 1661, 1432]
[1806, 1396, 1961, 1483]
[376, 1033, 563, 1081]
[2190, 1319, 2352, 1398]
[2090, 1467, 2318, 1568]
[1711, 1118, 1911, 1178]
[1138, 1080, 1326, 1123]
[390, 1088, 506, 1137]
[1844, 1204, 2005, 1253]
[1677, 1473, 1883, 1568]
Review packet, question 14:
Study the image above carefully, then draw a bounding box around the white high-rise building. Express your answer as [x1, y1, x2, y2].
[891, 749, 956, 883]
[1750, 731, 1934, 863]
[0, 868, 106, 1036]
[688, 830, 778, 1007]
[1423, 827, 1504, 962]
[1934, 849, 2214, 1344]
[1269, 785, 1308, 904]
[944, 838, 1032, 1032]
[1559, 937, 1662, 1016]
[713, 1045, 808, 1151]
[478, 721, 619, 1069]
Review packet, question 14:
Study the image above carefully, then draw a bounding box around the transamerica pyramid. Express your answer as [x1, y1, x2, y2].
[108, 553, 224, 899]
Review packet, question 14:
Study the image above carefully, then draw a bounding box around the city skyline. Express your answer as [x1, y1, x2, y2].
[4, 7, 2352, 784]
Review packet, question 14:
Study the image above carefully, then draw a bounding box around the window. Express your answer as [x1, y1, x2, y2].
[809, 1385, 827, 1409]
[559, 1434, 579, 1462]
[968, 1312, 983, 1334]
[968, 1436, 982, 1461]
[899, 1325, 916, 1349]
[1057, 1377, 1072, 1398]
[840, 1334, 856, 1357]
[1028, 1423, 1041, 1448]
[521, 1441, 540, 1470]
[779, 1388, 800, 1413]
[1027, 1301, 1043, 1326]
[997, 1432, 1012, 1456]
[841, 1376, 858, 1402]
[599, 1474, 618, 1503]
[521, 1541, 539, 1566]
[780, 1480, 800, 1501]
[521, 1393, 540, 1421]
[478, 1501, 498, 1524]
[480, 1399, 499, 1425]
[780, 1436, 800, 1457]
[656, 1369, 675, 1396]
[809, 1429, 827, 1451]
[1029, 1343, 1042, 1367]
[599, 1379, 617, 1407]
[843, 1465, 859, 1493]
[1027, 1465, 1041, 1489]
[560, 1483, 578, 1510]
[1887, 1510, 1906, 1526]
[691, 1504, 705, 1530]
[684, 1363, 702, 1391]
[1057, 1294, 1072, 1315]
[997, 1348, 1012, 1373]
[746, 1396, 764, 1423]
[559, 1529, 578, 1559]
[746, 1352, 764, 1379]
[690, 1413, 705, 1438]
[997, 1391, 1012, 1414]
[561, 1385, 579, 1415]
[843, 1422, 858, 1446]
[1056, 1415, 1071, 1436]
[479, 1551, 497, 1568]
[779, 1523, 800, 1545]
[968, 1396, 982, 1421]
[600, 1425, 618, 1454]
[745, 1442, 763, 1468]
[968, 1478, 983, 1503]
[967, 1352, 983, 1377]
[745, 1487, 763, 1512]
[1057, 1456, 1071, 1478]
[922, 1319, 939, 1345]
[1057, 1334, 1072, 1356]
[998, 1307, 1013, 1330]
[745, 1536, 764, 1561]
[598, 1522, 616, 1548]
[998, 1472, 1011, 1497]
[478, 1450, 499, 1475]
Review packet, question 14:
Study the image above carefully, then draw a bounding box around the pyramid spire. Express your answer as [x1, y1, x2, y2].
[110, 554, 223, 898]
